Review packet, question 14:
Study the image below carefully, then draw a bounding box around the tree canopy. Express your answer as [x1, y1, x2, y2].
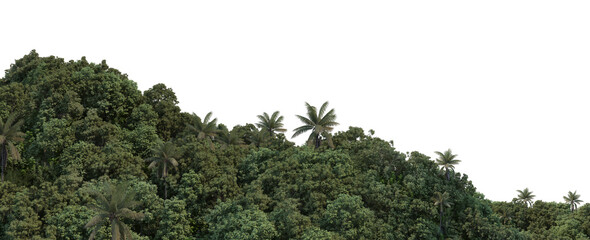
[0, 51, 587, 239]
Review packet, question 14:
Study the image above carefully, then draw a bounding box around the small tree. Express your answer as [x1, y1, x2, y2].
[432, 191, 451, 236]
[85, 181, 145, 240]
[256, 111, 286, 137]
[186, 112, 219, 141]
[146, 141, 180, 199]
[563, 190, 583, 212]
[434, 149, 461, 181]
[292, 101, 338, 148]
[516, 188, 535, 207]
[0, 113, 25, 182]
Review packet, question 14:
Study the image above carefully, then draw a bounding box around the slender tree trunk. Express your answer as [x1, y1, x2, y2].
[163, 177, 168, 199]
[446, 170, 450, 181]
[111, 219, 117, 240]
[315, 135, 321, 149]
[439, 210, 443, 236]
[1, 144, 7, 182]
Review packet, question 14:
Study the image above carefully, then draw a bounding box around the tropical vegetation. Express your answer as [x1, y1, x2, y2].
[0, 50, 588, 239]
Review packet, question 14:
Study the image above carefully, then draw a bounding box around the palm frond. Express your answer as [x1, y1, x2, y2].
[119, 208, 145, 220]
[88, 221, 104, 240]
[85, 215, 105, 228]
[318, 101, 329, 118]
[292, 125, 313, 138]
[7, 142, 20, 160]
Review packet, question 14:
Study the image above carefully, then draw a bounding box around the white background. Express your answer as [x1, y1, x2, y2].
[1, 1, 589, 202]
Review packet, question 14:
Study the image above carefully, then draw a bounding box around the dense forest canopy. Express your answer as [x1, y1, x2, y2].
[0, 50, 588, 239]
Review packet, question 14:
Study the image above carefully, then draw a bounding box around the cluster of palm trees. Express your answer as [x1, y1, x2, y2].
[516, 188, 583, 212]
[432, 150, 585, 216]
[431, 149, 461, 237]
[6, 102, 586, 240]
[184, 101, 339, 149]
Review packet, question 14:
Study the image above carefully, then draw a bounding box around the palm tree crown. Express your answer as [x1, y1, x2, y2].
[86, 181, 144, 240]
[517, 188, 535, 207]
[146, 141, 180, 199]
[292, 101, 338, 148]
[563, 190, 583, 212]
[434, 149, 461, 181]
[186, 112, 219, 141]
[0, 113, 25, 182]
[217, 124, 244, 147]
[256, 111, 286, 137]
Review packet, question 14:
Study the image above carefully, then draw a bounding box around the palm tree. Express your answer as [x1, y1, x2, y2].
[86, 181, 144, 240]
[217, 124, 244, 147]
[248, 127, 269, 148]
[146, 141, 180, 199]
[256, 111, 286, 137]
[0, 113, 25, 182]
[186, 112, 219, 141]
[517, 188, 535, 207]
[432, 191, 451, 236]
[497, 208, 512, 225]
[292, 101, 338, 149]
[434, 149, 461, 181]
[563, 191, 583, 212]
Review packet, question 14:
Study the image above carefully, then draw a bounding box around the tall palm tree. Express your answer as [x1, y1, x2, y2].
[186, 112, 219, 141]
[146, 141, 180, 199]
[517, 188, 535, 207]
[0, 113, 25, 182]
[432, 191, 451, 236]
[563, 190, 583, 212]
[256, 111, 286, 137]
[434, 149, 461, 181]
[86, 181, 144, 240]
[292, 101, 338, 149]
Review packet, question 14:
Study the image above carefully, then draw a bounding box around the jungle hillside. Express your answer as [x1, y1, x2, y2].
[1, 50, 589, 239]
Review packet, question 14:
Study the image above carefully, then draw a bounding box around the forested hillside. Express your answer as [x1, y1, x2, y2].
[1, 50, 588, 239]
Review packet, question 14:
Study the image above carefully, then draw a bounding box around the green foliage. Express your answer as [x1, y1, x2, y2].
[143, 84, 184, 140]
[155, 198, 192, 240]
[185, 112, 219, 142]
[434, 149, 461, 181]
[320, 194, 388, 239]
[293, 101, 338, 148]
[85, 181, 145, 240]
[256, 111, 286, 136]
[204, 200, 278, 240]
[29, 117, 75, 163]
[217, 124, 245, 147]
[269, 198, 311, 239]
[146, 140, 180, 199]
[2, 190, 42, 239]
[0, 113, 25, 182]
[517, 188, 536, 208]
[300, 226, 342, 240]
[0, 51, 577, 239]
[45, 205, 94, 240]
[564, 191, 583, 212]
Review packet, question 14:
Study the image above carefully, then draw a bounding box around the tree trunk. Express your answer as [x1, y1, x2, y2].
[439, 210, 443, 236]
[163, 177, 168, 200]
[1, 144, 7, 182]
[315, 135, 321, 149]
[111, 219, 117, 240]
